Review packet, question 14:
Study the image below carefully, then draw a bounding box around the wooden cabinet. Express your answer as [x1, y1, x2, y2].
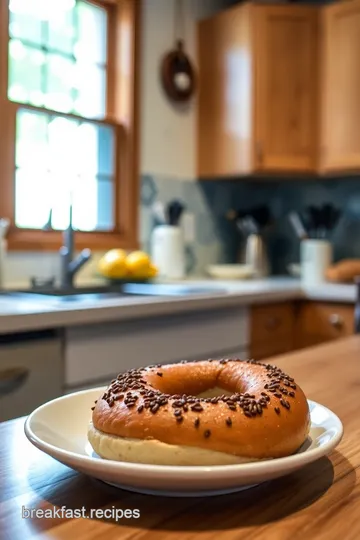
[320, 0, 360, 173]
[250, 301, 354, 360]
[197, 3, 319, 178]
[250, 302, 295, 360]
[294, 302, 354, 349]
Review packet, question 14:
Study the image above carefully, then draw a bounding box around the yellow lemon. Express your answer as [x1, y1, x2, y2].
[98, 249, 128, 279]
[126, 251, 152, 278]
[148, 263, 158, 277]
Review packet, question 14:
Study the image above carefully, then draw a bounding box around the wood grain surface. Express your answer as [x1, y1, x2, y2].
[1, 336, 360, 540]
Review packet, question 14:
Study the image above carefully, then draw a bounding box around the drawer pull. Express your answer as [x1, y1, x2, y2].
[265, 316, 281, 331]
[0, 367, 29, 397]
[328, 314, 344, 329]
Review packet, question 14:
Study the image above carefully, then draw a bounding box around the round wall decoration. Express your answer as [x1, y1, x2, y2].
[160, 0, 196, 103]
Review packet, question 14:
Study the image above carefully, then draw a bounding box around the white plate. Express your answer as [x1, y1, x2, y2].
[206, 264, 254, 280]
[24, 388, 343, 497]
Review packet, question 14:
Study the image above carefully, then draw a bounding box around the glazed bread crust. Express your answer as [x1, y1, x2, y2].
[89, 359, 310, 464]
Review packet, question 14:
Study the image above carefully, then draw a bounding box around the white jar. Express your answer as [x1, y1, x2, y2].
[151, 225, 185, 279]
[300, 239, 333, 285]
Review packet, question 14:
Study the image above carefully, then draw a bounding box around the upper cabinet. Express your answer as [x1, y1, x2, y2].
[320, 0, 360, 173]
[197, 3, 319, 178]
[253, 6, 319, 174]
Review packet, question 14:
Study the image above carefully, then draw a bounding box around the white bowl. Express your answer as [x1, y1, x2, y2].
[24, 388, 343, 497]
[206, 264, 254, 280]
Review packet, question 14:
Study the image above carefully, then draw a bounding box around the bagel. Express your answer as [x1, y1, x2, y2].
[88, 358, 310, 466]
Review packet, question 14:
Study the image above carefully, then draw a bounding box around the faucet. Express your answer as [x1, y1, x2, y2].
[59, 205, 92, 289]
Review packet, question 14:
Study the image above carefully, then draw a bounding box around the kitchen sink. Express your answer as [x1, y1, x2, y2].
[1, 283, 227, 304]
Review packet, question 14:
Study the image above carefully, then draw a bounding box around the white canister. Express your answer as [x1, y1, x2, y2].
[151, 225, 185, 279]
[300, 239, 333, 285]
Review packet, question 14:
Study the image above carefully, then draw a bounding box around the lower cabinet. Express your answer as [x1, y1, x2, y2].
[249, 302, 295, 360]
[64, 307, 249, 391]
[250, 300, 355, 360]
[294, 302, 354, 349]
[0, 330, 63, 422]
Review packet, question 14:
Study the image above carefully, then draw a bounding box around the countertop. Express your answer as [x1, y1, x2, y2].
[1, 335, 358, 539]
[0, 277, 356, 334]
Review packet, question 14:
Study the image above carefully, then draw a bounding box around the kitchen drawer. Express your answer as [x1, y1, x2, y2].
[250, 302, 295, 345]
[66, 348, 249, 394]
[65, 308, 249, 388]
[0, 331, 63, 422]
[295, 302, 354, 347]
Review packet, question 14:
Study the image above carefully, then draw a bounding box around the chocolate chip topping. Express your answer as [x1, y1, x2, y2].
[96, 358, 298, 422]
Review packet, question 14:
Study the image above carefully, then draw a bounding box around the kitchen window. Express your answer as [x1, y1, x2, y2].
[0, 0, 140, 250]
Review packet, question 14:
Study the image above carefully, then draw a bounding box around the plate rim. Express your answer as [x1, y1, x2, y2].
[24, 388, 344, 477]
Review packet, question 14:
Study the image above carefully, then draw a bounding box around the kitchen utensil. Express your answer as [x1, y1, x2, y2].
[244, 233, 269, 278]
[151, 225, 185, 279]
[166, 200, 185, 226]
[302, 204, 341, 239]
[206, 264, 254, 280]
[288, 212, 308, 240]
[250, 205, 272, 229]
[321, 204, 341, 236]
[25, 391, 343, 496]
[300, 239, 333, 285]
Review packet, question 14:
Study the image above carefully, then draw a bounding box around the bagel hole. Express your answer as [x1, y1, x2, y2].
[195, 387, 233, 399]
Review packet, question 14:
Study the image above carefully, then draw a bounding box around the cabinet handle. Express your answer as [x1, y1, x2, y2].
[0, 367, 29, 397]
[328, 314, 343, 329]
[256, 141, 263, 164]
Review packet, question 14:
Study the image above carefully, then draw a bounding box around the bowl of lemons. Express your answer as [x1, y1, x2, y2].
[98, 249, 158, 283]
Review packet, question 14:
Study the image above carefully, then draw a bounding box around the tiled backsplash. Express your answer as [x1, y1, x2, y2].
[3, 175, 360, 287]
[140, 175, 360, 275]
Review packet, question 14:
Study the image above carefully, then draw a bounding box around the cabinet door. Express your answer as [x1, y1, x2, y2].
[321, 0, 360, 172]
[197, 4, 253, 177]
[294, 302, 354, 349]
[254, 6, 319, 173]
[250, 302, 295, 360]
[0, 334, 63, 422]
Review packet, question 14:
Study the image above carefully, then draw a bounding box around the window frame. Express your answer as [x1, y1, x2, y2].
[0, 0, 140, 251]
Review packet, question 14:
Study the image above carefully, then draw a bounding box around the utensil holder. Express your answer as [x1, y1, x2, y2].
[300, 239, 332, 285]
[151, 225, 185, 279]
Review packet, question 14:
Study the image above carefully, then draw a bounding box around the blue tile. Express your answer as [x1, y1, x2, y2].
[141, 174, 158, 206]
[185, 245, 197, 274]
[196, 213, 217, 246]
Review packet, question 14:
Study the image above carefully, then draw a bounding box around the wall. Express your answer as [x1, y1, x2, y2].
[140, 0, 227, 179]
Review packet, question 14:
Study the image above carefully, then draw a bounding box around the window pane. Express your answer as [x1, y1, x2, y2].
[16, 109, 48, 169]
[14, 108, 115, 231]
[73, 64, 106, 118]
[9, 10, 42, 45]
[8, 40, 43, 105]
[97, 179, 114, 231]
[49, 172, 74, 230]
[45, 53, 75, 113]
[48, 116, 79, 174]
[47, 7, 75, 54]
[8, 0, 107, 119]
[15, 169, 52, 228]
[75, 1, 107, 65]
[72, 176, 99, 231]
[75, 123, 114, 176]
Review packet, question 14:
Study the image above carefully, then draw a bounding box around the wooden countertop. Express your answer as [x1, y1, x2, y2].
[1, 336, 360, 540]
